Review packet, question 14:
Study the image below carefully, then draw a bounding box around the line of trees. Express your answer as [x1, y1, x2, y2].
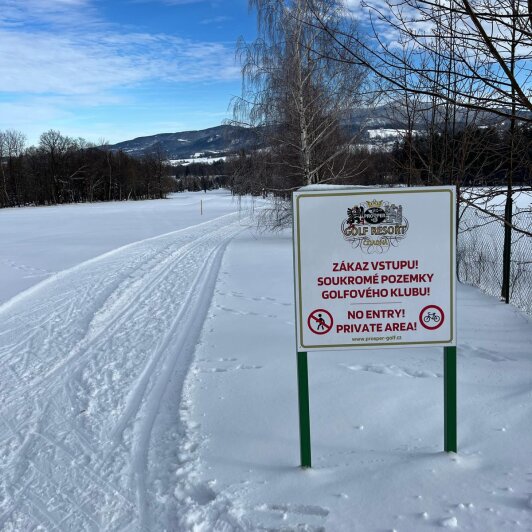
[0, 130, 175, 208]
[391, 125, 531, 187]
[231, 0, 531, 195]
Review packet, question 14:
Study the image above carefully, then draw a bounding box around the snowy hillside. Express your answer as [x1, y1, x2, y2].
[0, 191, 531, 531]
[108, 125, 259, 160]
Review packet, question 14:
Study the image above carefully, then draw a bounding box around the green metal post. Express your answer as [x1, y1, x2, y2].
[444, 346, 457, 453]
[297, 351, 312, 468]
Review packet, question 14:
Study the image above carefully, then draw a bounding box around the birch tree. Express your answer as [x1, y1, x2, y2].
[232, 0, 368, 194]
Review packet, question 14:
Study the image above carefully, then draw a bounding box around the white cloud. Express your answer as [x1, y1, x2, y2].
[200, 15, 231, 25]
[130, 0, 207, 5]
[0, 31, 145, 95]
[0, 11, 239, 96]
[0, 0, 99, 28]
[0, 0, 239, 143]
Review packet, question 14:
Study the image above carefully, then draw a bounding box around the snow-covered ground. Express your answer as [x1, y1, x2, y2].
[0, 190, 241, 304]
[460, 187, 531, 211]
[366, 128, 421, 140]
[169, 156, 227, 166]
[189, 230, 532, 531]
[0, 191, 531, 531]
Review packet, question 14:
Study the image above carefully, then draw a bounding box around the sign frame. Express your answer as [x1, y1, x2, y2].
[293, 186, 456, 351]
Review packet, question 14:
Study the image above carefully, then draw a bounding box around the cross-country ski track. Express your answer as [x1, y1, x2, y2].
[0, 213, 248, 531]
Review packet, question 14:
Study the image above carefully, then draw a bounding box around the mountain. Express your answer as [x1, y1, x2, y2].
[109, 106, 524, 161]
[108, 125, 259, 160]
[108, 118, 393, 161]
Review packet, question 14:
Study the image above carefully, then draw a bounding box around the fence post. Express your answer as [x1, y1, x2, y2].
[501, 194, 512, 304]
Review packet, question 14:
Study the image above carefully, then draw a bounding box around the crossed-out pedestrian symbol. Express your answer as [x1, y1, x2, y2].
[307, 309, 333, 335]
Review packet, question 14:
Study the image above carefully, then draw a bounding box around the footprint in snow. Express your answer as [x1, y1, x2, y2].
[343, 363, 441, 379]
[463, 343, 516, 362]
[201, 364, 262, 373]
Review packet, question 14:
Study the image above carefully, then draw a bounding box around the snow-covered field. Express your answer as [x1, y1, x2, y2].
[0, 191, 241, 304]
[366, 128, 420, 140]
[169, 156, 227, 166]
[0, 191, 531, 531]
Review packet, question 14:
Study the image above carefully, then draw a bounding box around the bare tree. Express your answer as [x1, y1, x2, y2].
[0, 129, 175, 208]
[151, 142, 168, 199]
[0, 130, 27, 206]
[306, 0, 531, 305]
[0, 131, 7, 207]
[39, 130, 73, 203]
[307, 0, 531, 121]
[232, 0, 369, 194]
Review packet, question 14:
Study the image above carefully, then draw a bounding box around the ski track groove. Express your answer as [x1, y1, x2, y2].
[0, 213, 248, 531]
[106, 240, 219, 448]
[29, 462, 102, 530]
[0, 219, 238, 412]
[131, 240, 231, 531]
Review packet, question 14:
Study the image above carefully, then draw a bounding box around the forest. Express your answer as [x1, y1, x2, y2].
[0, 131, 174, 207]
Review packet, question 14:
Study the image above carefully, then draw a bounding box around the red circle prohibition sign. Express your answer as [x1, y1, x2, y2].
[419, 305, 445, 330]
[308, 309, 333, 335]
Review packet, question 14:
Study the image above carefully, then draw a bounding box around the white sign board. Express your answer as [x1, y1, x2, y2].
[293, 186, 456, 350]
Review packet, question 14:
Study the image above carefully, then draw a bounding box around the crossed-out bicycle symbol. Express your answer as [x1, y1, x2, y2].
[419, 305, 445, 330]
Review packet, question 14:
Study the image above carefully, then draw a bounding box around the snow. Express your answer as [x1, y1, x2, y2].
[188, 229, 532, 531]
[461, 187, 531, 210]
[0, 190, 240, 304]
[0, 191, 531, 530]
[169, 156, 227, 166]
[366, 128, 420, 140]
[0, 193, 256, 531]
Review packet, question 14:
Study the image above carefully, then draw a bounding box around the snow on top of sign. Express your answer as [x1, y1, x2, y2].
[298, 184, 371, 191]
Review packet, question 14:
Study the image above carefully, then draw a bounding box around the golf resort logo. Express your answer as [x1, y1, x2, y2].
[341, 199, 409, 254]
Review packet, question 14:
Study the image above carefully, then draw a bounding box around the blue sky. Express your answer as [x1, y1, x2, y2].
[0, 0, 255, 145]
